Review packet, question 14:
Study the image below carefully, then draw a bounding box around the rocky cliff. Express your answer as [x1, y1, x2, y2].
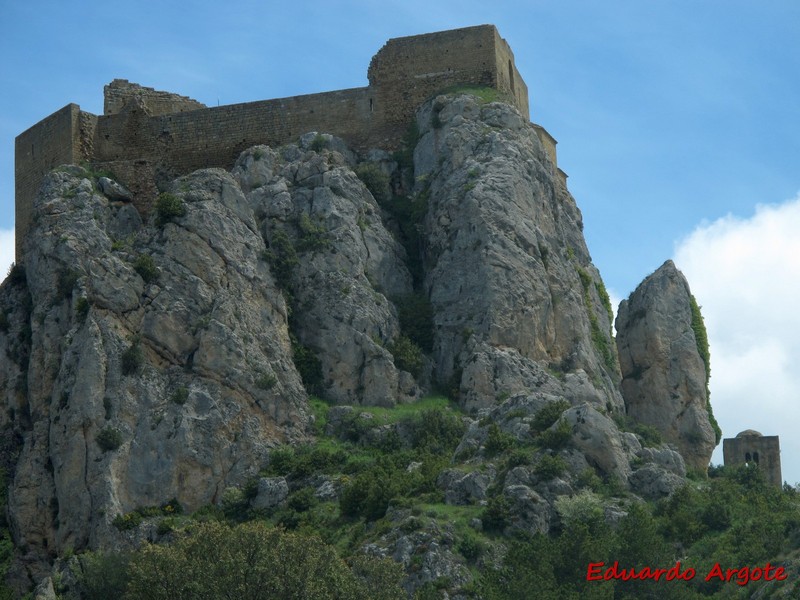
[0, 93, 718, 593]
[615, 260, 719, 472]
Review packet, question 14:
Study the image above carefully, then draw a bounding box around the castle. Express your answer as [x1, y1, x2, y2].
[15, 25, 561, 261]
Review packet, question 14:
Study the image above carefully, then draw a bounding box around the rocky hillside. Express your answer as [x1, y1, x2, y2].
[0, 92, 724, 596]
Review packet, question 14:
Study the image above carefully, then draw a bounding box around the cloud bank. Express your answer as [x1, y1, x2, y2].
[674, 194, 800, 484]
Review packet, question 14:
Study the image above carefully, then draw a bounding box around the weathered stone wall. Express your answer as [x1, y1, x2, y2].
[104, 79, 206, 116]
[368, 25, 529, 136]
[14, 104, 85, 259]
[723, 433, 782, 487]
[14, 25, 533, 258]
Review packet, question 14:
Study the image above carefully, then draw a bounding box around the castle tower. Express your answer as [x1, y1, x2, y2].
[722, 430, 782, 487]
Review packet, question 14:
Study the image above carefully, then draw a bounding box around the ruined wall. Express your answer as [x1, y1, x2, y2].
[723, 432, 782, 487]
[91, 87, 374, 213]
[493, 30, 529, 118]
[104, 79, 206, 116]
[14, 104, 85, 258]
[367, 25, 529, 137]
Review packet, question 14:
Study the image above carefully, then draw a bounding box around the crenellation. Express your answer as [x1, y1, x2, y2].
[14, 25, 546, 261]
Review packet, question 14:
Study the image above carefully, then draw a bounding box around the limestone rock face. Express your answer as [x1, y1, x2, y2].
[0, 139, 417, 574]
[414, 95, 622, 413]
[615, 260, 717, 472]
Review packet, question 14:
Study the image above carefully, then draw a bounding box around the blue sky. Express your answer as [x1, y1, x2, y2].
[1, 1, 799, 482]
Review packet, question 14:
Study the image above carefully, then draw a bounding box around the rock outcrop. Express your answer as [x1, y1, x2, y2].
[615, 260, 717, 472]
[0, 93, 721, 593]
[414, 94, 622, 414]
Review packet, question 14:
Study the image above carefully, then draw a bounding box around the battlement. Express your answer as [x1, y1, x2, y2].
[14, 25, 549, 261]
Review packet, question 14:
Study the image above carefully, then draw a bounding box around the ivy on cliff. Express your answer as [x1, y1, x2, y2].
[689, 295, 721, 444]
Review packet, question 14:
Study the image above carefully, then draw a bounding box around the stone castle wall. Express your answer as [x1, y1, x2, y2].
[723, 433, 782, 487]
[103, 79, 207, 116]
[14, 25, 538, 261]
[15, 105, 83, 259]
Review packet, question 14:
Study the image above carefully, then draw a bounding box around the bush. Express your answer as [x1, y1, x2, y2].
[310, 134, 329, 152]
[123, 521, 406, 599]
[297, 213, 330, 252]
[291, 337, 323, 395]
[537, 419, 572, 450]
[155, 192, 186, 225]
[387, 335, 424, 377]
[97, 427, 123, 452]
[354, 163, 390, 203]
[6, 263, 25, 286]
[121, 341, 144, 375]
[256, 373, 277, 390]
[74, 551, 132, 600]
[531, 399, 570, 432]
[263, 228, 298, 290]
[534, 454, 567, 480]
[133, 254, 158, 283]
[482, 495, 512, 532]
[394, 293, 434, 351]
[171, 387, 189, 405]
[75, 297, 90, 321]
[485, 423, 515, 456]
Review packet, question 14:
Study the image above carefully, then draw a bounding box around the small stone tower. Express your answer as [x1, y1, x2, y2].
[723, 430, 782, 487]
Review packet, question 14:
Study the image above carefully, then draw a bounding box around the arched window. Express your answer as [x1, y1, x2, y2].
[745, 452, 751, 464]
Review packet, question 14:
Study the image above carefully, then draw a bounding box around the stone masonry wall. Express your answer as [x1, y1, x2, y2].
[14, 104, 84, 259]
[104, 79, 207, 116]
[723, 434, 782, 487]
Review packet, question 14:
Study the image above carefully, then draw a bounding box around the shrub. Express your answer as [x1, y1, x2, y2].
[256, 373, 277, 390]
[155, 192, 186, 225]
[133, 254, 158, 283]
[394, 292, 434, 351]
[387, 335, 423, 377]
[354, 163, 390, 203]
[531, 399, 570, 432]
[534, 454, 567, 480]
[263, 228, 298, 289]
[74, 551, 132, 600]
[310, 134, 329, 152]
[485, 423, 515, 456]
[97, 427, 123, 452]
[121, 341, 143, 375]
[482, 495, 512, 532]
[291, 337, 323, 395]
[297, 213, 330, 252]
[7, 263, 25, 286]
[75, 297, 90, 321]
[171, 387, 189, 405]
[537, 419, 573, 450]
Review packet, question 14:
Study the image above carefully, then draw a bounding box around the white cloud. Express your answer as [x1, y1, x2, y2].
[674, 194, 800, 485]
[0, 229, 13, 281]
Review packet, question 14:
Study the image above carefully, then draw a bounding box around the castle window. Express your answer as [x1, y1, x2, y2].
[369, 98, 373, 113]
[753, 452, 760, 464]
[508, 60, 515, 94]
[745, 452, 751, 463]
